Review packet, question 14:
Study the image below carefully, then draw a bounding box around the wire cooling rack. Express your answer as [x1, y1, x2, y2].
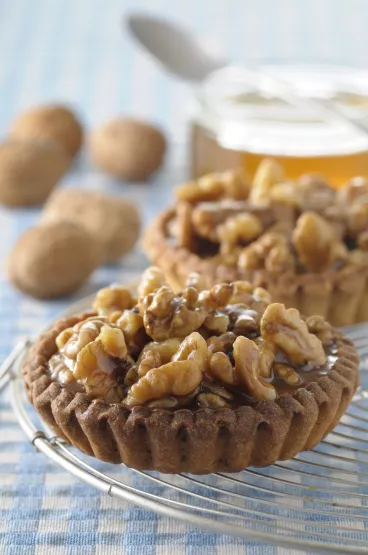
[1, 295, 368, 554]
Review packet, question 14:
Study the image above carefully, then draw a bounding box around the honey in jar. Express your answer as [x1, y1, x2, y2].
[190, 65, 368, 186]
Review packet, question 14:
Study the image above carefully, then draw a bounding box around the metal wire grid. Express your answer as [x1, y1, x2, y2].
[1, 310, 368, 554]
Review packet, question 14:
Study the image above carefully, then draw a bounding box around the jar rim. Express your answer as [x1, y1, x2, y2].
[194, 63, 368, 157]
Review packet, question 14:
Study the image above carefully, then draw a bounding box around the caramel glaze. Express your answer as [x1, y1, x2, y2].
[271, 342, 338, 395]
[196, 341, 338, 408]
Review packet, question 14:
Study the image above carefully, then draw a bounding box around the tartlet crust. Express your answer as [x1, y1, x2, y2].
[22, 312, 359, 474]
[143, 208, 368, 326]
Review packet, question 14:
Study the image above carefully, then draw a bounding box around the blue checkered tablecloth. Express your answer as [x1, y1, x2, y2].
[2, 1, 368, 553]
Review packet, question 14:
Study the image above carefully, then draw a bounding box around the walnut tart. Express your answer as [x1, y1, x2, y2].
[143, 159, 368, 326]
[23, 267, 359, 474]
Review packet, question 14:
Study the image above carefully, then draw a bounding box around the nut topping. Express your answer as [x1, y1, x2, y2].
[143, 285, 207, 341]
[137, 266, 166, 301]
[93, 286, 134, 316]
[249, 158, 284, 205]
[218, 213, 262, 254]
[274, 363, 303, 386]
[57, 317, 107, 359]
[98, 325, 127, 358]
[197, 393, 230, 408]
[191, 200, 249, 241]
[209, 352, 236, 385]
[238, 232, 293, 273]
[176, 202, 196, 249]
[171, 332, 208, 369]
[203, 381, 234, 400]
[298, 174, 336, 212]
[176, 174, 224, 204]
[337, 176, 368, 205]
[185, 272, 209, 291]
[124, 360, 202, 407]
[176, 170, 249, 204]
[358, 230, 368, 251]
[147, 397, 179, 409]
[269, 181, 301, 207]
[116, 309, 146, 355]
[50, 267, 334, 408]
[292, 212, 340, 272]
[158, 159, 368, 288]
[137, 349, 162, 377]
[206, 332, 236, 355]
[138, 338, 181, 365]
[233, 336, 276, 401]
[203, 312, 230, 335]
[305, 315, 333, 344]
[261, 303, 326, 366]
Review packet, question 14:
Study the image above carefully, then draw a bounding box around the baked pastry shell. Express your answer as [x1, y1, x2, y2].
[143, 208, 368, 327]
[22, 311, 359, 474]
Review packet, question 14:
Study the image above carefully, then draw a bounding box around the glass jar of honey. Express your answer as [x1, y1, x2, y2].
[190, 65, 368, 186]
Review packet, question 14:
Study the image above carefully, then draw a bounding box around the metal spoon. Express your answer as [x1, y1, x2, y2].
[125, 13, 368, 139]
[126, 13, 225, 82]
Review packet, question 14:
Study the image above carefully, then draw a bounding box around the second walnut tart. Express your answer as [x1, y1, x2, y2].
[143, 159, 368, 326]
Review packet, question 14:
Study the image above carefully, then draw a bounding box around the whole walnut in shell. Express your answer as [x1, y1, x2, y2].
[89, 118, 166, 181]
[8, 221, 102, 299]
[42, 188, 141, 263]
[10, 104, 83, 158]
[0, 139, 69, 207]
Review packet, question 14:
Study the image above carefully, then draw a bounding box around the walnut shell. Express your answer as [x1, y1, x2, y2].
[11, 104, 83, 157]
[42, 188, 141, 263]
[0, 139, 69, 207]
[89, 118, 166, 181]
[8, 221, 102, 299]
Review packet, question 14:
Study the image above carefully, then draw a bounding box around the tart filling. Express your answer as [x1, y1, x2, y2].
[48, 267, 338, 410]
[168, 161, 368, 274]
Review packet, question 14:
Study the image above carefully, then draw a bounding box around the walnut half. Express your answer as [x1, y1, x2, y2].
[217, 213, 262, 254]
[249, 158, 284, 205]
[142, 285, 207, 341]
[292, 212, 344, 272]
[261, 303, 326, 366]
[233, 336, 276, 401]
[124, 359, 202, 407]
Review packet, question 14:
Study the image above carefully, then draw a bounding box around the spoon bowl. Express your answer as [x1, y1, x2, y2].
[126, 13, 226, 82]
